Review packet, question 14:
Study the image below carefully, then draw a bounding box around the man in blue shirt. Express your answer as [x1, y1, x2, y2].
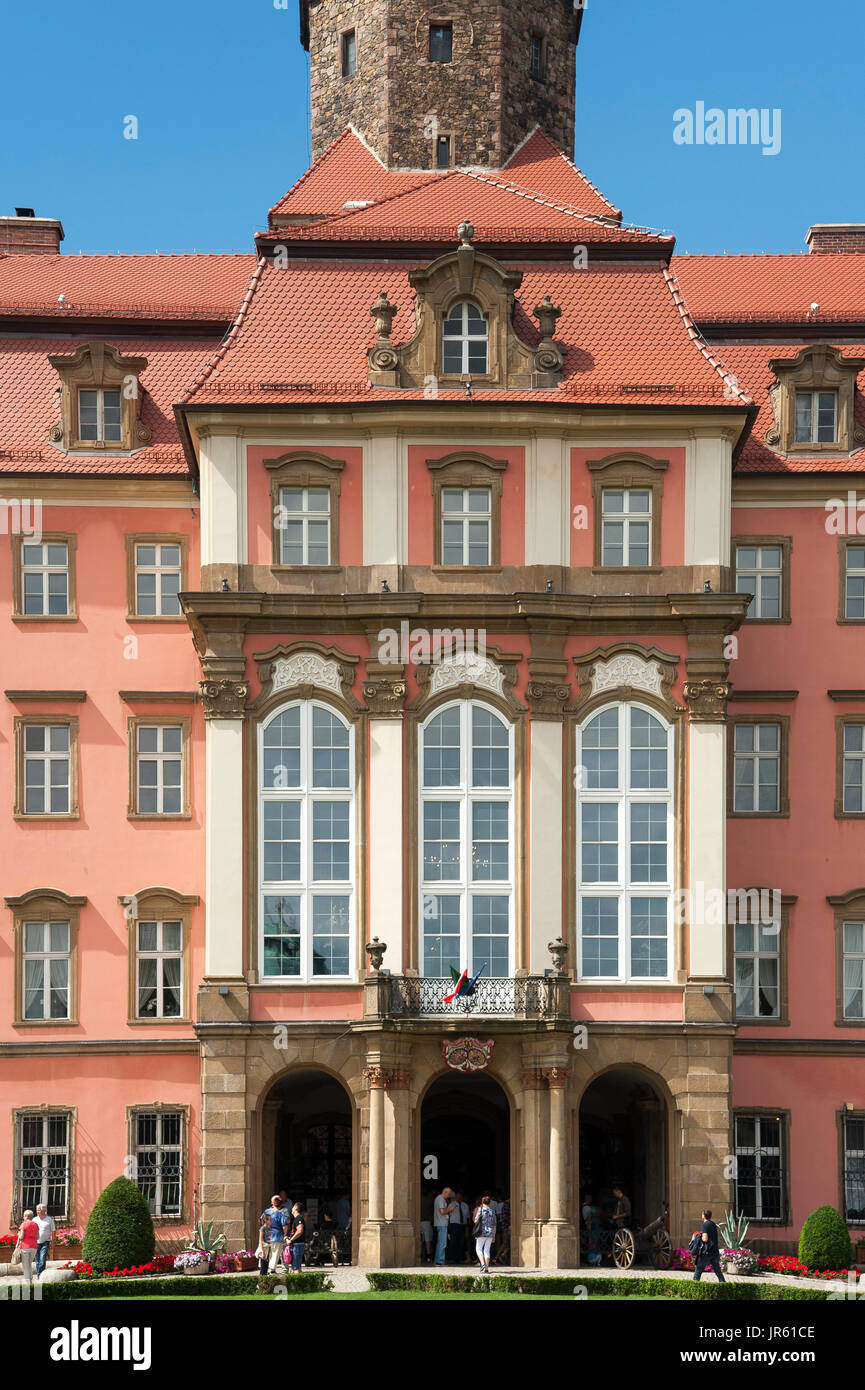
[260, 1194, 288, 1274]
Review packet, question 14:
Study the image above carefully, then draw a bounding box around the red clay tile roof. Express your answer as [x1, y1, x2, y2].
[502, 129, 622, 222]
[181, 256, 747, 410]
[674, 252, 865, 325]
[0, 253, 254, 323]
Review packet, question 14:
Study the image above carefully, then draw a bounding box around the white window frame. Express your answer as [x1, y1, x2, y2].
[733, 723, 781, 814]
[842, 921, 865, 1020]
[20, 541, 69, 617]
[735, 544, 783, 620]
[136, 919, 184, 1019]
[133, 1109, 184, 1219]
[601, 487, 652, 567]
[576, 701, 674, 984]
[733, 917, 780, 1019]
[277, 485, 332, 566]
[794, 388, 838, 445]
[136, 724, 184, 815]
[135, 542, 182, 616]
[258, 700, 355, 983]
[23, 724, 70, 815]
[15, 1112, 71, 1222]
[442, 302, 489, 375]
[22, 920, 71, 1021]
[440, 486, 491, 566]
[845, 545, 865, 619]
[78, 386, 122, 443]
[419, 700, 515, 979]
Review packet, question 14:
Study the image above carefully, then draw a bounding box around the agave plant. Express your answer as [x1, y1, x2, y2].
[719, 1210, 750, 1249]
[188, 1218, 227, 1255]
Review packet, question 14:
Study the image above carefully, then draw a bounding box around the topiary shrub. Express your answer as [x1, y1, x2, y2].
[82, 1177, 155, 1273]
[798, 1205, 852, 1272]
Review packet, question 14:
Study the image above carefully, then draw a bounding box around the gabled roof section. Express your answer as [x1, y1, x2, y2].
[674, 252, 865, 326]
[502, 128, 622, 223]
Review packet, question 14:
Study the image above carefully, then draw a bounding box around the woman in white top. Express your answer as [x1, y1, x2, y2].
[472, 1193, 497, 1275]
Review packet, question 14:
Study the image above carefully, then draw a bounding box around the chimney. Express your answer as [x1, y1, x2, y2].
[0, 210, 65, 255]
[807, 224, 865, 254]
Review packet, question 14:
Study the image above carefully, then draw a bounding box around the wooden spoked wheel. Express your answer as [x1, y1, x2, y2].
[612, 1228, 636, 1270]
[651, 1229, 673, 1269]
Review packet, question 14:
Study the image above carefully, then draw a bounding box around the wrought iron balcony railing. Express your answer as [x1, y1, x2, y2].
[363, 973, 570, 1022]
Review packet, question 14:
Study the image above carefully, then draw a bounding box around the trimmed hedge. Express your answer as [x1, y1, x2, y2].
[42, 1271, 331, 1300]
[367, 1272, 830, 1301]
[82, 1178, 154, 1274]
[798, 1206, 853, 1272]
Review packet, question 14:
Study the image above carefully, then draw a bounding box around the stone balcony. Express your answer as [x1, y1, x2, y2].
[362, 972, 571, 1023]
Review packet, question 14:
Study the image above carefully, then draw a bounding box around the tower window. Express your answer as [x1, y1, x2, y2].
[341, 30, 356, 77]
[436, 135, 452, 169]
[530, 32, 545, 79]
[429, 23, 453, 62]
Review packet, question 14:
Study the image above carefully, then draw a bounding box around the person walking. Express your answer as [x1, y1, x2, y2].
[693, 1208, 726, 1283]
[419, 1189, 435, 1264]
[13, 1210, 39, 1283]
[286, 1202, 307, 1272]
[34, 1204, 56, 1277]
[448, 1189, 468, 1265]
[472, 1193, 497, 1274]
[259, 1194, 288, 1274]
[433, 1186, 456, 1266]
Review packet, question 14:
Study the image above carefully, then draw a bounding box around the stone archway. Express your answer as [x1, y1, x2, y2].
[578, 1067, 668, 1235]
[259, 1068, 353, 1237]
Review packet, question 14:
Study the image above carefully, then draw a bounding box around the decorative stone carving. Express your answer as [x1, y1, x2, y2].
[548, 938, 569, 973]
[368, 292, 400, 383]
[542, 1066, 569, 1089]
[198, 679, 249, 719]
[572, 644, 679, 717]
[362, 1064, 410, 1090]
[593, 653, 664, 699]
[526, 680, 570, 718]
[682, 679, 731, 723]
[442, 1038, 495, 1073]
[533, 295, 564, 385]
[47, 340, 149, 452]
[273, 652, 340, 696]
[519, 1067, 547, 1090]
[362, 679, 408, 717]
[251, 643, 362, 713]
[429, 651, 505, 699]
[365, 937, 387, 972]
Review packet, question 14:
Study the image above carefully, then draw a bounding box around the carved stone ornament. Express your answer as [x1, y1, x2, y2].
[548, 937, 569, 973]
[533, 295, 564, 384]
[362, 679, 408, 717]
[251, 643, 363, 713]
[429, 650, 505, 699]
[542, 1066, 569, 1089]
[593, 653, 664, 699]
[365, 937, 387, 971]
[682, 679, 731, 723]
[526, 680, 570, 718]
[199, 679, 249, 719]
[273, 652, 342, 697]
[573, 644, 679, 716]
[442, 1038, 495, 1073]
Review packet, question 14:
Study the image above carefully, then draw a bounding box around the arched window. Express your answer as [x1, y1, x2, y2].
[419, 701, 513, 978]
[576, 703, 673, 982]
[443, 302, 489, 375]
[258, 701, 354, 981]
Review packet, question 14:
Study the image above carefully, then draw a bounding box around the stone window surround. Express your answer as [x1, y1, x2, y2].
[6, 888, 86, 1028]
[126, 715, 192, 821]
[766, 344, 865, 457]
[433, 130, 454, 170]
[727, 890, 795, 1028]
[125, 533, 189, 623]
[733, 535, 792, 625]
[837, 1107, 865, 1227]
[838, 537, 865, 624]
[264, 450, 345, 571]
[726, 713, 791, 819]
[126, 1103, 190, 1223]
[13, 713, 80, 821]
[121, 886, 198, 1025]
[835, 715, 865, 819]
[47, 341, 150, 453]
[11, 1105, 77, 1226]
[588, 452, 668, 573]
[339, 26, 357, 79]
[11, 532, 78, 623]
[732, 1106, 791, 1227]
[828, 889, 865, 1028]
[427, 451, 506, 571]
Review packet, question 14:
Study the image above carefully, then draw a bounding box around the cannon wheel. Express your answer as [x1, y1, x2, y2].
[612, 1228, 636, 1270]
[650, 1228, 673, 1269]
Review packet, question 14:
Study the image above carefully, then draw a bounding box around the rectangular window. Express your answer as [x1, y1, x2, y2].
[842, 725, 865, 814]
[16, 1112, 71, 1220]
[22, 724, 70, 815]
[429, 22, 453, 62]
[794, 389, 838, 444]
[734, 919, 780, 1018]
[736, 544, 783, 620]
[732, 723, 780, 814]
[842, 922, 865, 1020]
[843, 1113, 865, 1223]
[20, 541, 69, 617]
[530, 32, 544, 78]
[136, 919, 183, 1019]
[78, 387, 122, 442]
[441, 487, 491, 566]
[734, 1114, 784, 1222]
[601, 488, 651, 567]
[22, 921, 70, 1021]
[436, 135, 452, 169]
[133, 1110, 183, 1218]
[134, 542, 182, 617]
[135, 724, 184, 815]
[843, 544, 865, 619]
[278, 487, 331, 565]
[340, 29, 356, 76]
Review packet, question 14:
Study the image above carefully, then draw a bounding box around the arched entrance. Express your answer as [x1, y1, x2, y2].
[260, 1069, 353, 1236]
[579, 1068, 668, 1232]
[419, 1072, 511, 1259]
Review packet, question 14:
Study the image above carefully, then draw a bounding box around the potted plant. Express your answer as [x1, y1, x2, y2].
[54, 1227, 84, 1262]
[174, 1250, 211, 1276]
[213, 1248, 258, 1273]
[719, 1210, 751, 1274]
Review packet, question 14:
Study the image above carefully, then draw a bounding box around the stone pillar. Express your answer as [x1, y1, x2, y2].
[540, 1066, 577, 1267]
[526, 656, 569, 974]
[518, 1066, 547, 1268]
[363, 661, 407, 972]
[358, 1063, 403, 1266]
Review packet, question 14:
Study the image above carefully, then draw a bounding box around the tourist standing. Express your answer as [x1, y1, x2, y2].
[260, 1194, 288, 1274]
[287, 1202, 307, 1272]
[433, 1186, 455, 1266]
[420, 1189, 435, 1263]
[693, 1208, 726, 1283]
[34, 1204, 55, 1277]
[472, 1194, 497, 1274]
[448, 1189, 468, 1264]
[13, 1210, 39, 1283]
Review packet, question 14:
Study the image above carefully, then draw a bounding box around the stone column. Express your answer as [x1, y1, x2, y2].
[363, 660, 407, 972]
[518, 1064, 548, 1268]
[526, 653, 569, 974]
[358, 1063, 402, 1266]
[198, 666, 249, 1013]
[540, 1066, 577, 1268]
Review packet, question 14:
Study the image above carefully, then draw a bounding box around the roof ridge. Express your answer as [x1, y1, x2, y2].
[269, 168, 463, 233]
[502, 127, 621, 220]
[268, 126, 393, 218]
[181, 257, 268, 402]
[461, 171, 669, 239]
[662, 265, 753, 404]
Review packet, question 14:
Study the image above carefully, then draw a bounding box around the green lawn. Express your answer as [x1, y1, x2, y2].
[95, 1291, 668, 1301]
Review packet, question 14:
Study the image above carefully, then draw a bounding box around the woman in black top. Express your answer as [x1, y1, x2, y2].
[287, 1202, 307, 1273]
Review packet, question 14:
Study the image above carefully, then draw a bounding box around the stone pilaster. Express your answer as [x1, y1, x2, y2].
[540, 1066, 577, 1268]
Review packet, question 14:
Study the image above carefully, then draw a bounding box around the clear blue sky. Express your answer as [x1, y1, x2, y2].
[2, 0, 863, 255]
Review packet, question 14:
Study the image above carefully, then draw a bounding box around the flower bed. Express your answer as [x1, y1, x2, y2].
[758, 1253, 857, 1280]
[212, 1250, 258, 1273]
[60, 1254, 177, 1279]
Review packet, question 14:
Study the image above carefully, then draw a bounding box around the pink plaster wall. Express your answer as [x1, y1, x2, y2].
[245, 444, 364, 566]
[570, 447, 686, 566]
[408, 444, 525, 565]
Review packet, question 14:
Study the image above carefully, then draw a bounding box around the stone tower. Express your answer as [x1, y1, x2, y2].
[300, 0, 582, 169]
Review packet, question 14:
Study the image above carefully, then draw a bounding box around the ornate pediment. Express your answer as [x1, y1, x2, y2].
[250, 642, 363, 713]
[573, 644, 680, 717]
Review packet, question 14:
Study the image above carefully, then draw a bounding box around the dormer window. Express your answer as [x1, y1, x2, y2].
[78, 387, 122, 443]
[429, 23, 453, 62]
[47, 341, 150, 452]
[443, 302, 488, 375]
[794, 389, 837, 445]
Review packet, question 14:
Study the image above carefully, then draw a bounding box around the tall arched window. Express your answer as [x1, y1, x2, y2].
[443, 302, 489, 375]
[420, 701, 513, 978]
[258, 700, 354, 981]
[576, 703, 673, 981]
